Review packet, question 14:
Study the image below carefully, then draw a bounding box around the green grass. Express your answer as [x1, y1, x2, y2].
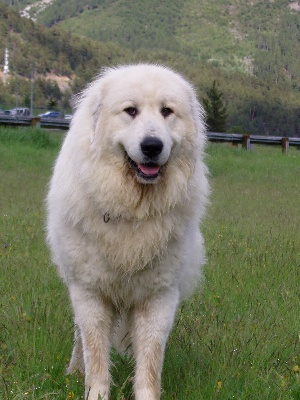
[0, 129, 299, 399]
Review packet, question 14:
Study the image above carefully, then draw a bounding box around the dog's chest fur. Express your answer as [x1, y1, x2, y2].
[60, 211, 186, 309]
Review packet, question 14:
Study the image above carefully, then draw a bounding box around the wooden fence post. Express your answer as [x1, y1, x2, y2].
[31, 117, 41, 128]
[282, 137, 289, 153]
[242, 135, 251, 151]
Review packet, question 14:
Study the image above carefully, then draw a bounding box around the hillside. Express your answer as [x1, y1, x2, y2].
[27, 0, 300, 90]
[0, 2, 130, 110]
[0, 1, 300, 136]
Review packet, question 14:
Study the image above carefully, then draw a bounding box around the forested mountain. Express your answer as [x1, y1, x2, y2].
[0, 2, 130, 110]
[23, 0, 300, 90]
[1, 0, 300, 136]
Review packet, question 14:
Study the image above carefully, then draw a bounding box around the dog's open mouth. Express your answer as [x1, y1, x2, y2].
[127, 155, 161, 181]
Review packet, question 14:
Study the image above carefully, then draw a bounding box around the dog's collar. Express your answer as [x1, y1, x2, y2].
[103, 212, 110, 223]
[103, 211, 150, 223]
[103, 212, 126, 223]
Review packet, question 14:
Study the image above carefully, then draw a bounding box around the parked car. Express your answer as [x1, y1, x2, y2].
[9, 107, 30, 116]
[38, 111, 64, 119]
[38, 111, 51, 117]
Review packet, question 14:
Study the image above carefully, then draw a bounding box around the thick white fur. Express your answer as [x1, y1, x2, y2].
[46, 64, 209, 400]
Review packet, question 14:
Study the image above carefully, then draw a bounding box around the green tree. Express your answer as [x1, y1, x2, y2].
[47, 97, 58, 110]
[203, 80, 227, 132]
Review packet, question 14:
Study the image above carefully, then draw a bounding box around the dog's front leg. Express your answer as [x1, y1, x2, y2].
[69, 283, 114, 400]
[131, 287, 179, 400]
[67, 324, 85, 374]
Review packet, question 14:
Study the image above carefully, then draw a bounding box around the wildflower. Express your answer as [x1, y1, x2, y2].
[67, 391, 75, 400]
[292, 365, 300, 373]
[22, 312, 31, 322]
[281, 378, 287, 388]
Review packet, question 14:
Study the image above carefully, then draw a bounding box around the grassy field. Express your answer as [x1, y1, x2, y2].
[0, 127, 299, 399]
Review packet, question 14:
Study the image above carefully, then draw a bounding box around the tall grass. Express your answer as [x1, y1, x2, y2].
[0, 129, 299, 399]
[165, 145, 300, 399]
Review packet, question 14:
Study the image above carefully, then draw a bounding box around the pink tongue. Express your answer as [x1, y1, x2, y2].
[138, 164, 160, 176]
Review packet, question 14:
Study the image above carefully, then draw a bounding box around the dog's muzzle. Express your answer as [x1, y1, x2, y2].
[127, 136, 164, 181]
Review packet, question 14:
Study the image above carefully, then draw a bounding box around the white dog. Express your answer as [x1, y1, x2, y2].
[46, 64, 209, 400]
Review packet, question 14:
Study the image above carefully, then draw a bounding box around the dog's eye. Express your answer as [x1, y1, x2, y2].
[161, 107, 173, 118]
[124, 107, 138, 118]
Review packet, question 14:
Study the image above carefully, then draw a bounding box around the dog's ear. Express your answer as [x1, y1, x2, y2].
[90, 101, 102, 144]
[73, 76, 105, 144]
[88, 79, 104, 144]
[88, 67, 116, 144]
[189, 90, 207, 151]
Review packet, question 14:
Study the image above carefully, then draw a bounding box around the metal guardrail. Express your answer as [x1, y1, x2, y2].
[0, 115, 70, 129]
[0, 116, 299, 152]
[207, 132, 300, 152]
[0, 115, 35, 127]
[39, 118, 70, 130]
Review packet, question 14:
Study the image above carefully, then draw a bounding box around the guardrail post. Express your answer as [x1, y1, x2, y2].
[282, 137, 289, 154]
[242, 135, 251, 151]
[31, 117, 41, 128]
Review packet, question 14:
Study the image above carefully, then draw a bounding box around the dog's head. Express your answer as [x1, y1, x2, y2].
[74, 64, 206, 186]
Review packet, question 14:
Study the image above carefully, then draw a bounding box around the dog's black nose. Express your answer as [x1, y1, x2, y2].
[141, 137, 163, 158]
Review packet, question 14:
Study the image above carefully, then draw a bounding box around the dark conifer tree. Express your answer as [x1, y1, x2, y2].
[203, 80, 228, 132]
